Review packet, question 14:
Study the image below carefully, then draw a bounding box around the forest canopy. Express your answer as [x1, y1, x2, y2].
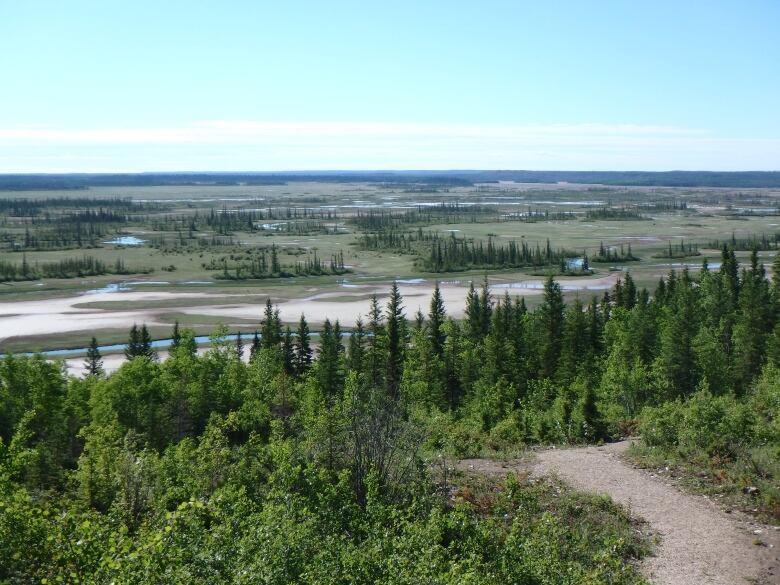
[1, 247, 779, 582]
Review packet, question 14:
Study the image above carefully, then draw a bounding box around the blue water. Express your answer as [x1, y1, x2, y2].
[18, 331, 331, 358]
[103, 236, 146, 246]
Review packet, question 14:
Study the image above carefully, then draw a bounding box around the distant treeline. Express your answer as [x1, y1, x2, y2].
[501, 209, 576, 222]
[591, 242, 640, 263]
[0, 197, 140, 212]
[0, 255, 149, 281]
[148, 208, 342, 235]
[585, 207, 647, 221]
[207, 246, 348, 280]
[422, 234, 581, 273]
[706, 232, 780, 251]
[0, 173, 472, 190]
[9, 209, 131, 225]
[637, 200, 688, 211]
[455, 170, 780, 188]
[652, 239, 701, 259]
[0, 223, 112, 251]
[4, 170, 780, 190]
[351, 204, 495, 231]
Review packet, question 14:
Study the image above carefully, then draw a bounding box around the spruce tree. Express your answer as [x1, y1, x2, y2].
[719, 245, 740, 300]
[125, 324, 142, 360]
[733, 251, 772, 391]
[465, 281, 482, 339]
[365, 294, 385, 388]
[428, 282, 447, 356]
[294, 314, 312, 374]
[84, 336, 104, 376]
[385, 282, 406, 398]
[557, 298, 588, 384]
[347, 316, 366, 372]
[171, 320, 182, 350]
[655, 269, 699, 397]
[250, 330, 261, 359]
[139, 324, 158, 361]
[260, 299, 281, 349]
[317, 319, 342, 399]
[622, 273, 637, 310]
[235, 331, 244, 360]
[478, 276, 493, 337]
[538, 275, 565, 379]
[414, 309, 425, 331]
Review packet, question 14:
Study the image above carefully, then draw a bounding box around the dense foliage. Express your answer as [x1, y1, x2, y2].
[2, 245, 780, 580]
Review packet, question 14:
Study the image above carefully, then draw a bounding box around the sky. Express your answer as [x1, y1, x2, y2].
[0, 0, 778, 172]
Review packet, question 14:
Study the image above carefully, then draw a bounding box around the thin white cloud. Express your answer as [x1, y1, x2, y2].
[0, 121, 708, 145]
[0, 121, 777, 172]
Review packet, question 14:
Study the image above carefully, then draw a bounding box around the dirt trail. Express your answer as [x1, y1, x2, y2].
[460, 441, 780, 585]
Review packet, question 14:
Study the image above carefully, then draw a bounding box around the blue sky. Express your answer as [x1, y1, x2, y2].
[1, 0, 778, 171]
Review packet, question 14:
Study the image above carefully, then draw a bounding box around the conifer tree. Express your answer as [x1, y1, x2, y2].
[125, 324, 142, 360]
[622, 273, 637, 310]
[333, 320, 344, 353]
[720, 245, 740, 300]
[317, 319, 342, 399]
[586, 296, 603, 355]
[139, 324, 158, 361]
[365, 294, 385, 388]
[414, 309, 425, 331]
[347, 316, 366, 372]
[250, 330, 261, 359]
[655, 270, 699, 397]
[84, 336, 104, 376]
[294, 314, 312, 374]
[260, 299, 281, 349]
[557, 298, 588, 384]
[170, 320, 182, 350]
[235, 331, 244, 360]
[428, 282, 447, 357]
[443, 318, 464, 409]
[385, 282, 406, 398]
[537, 276, 565, 379]
[465, 281, 482, 339]
[733, 250, 773, 391]
[478, 276, 493, 337]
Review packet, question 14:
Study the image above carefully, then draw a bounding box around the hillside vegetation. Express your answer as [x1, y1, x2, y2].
[2, 246, 779, 582]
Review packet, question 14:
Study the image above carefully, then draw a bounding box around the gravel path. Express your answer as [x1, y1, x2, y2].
[460, 441, 780, 585]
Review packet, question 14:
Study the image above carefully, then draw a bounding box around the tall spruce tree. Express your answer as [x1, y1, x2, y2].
[260, 299, 281, 349]
[478, 276, 493, 337]
[139, 324, 157, 361]
[537, 275, 565, 379]
[84, 336, 104, 376]
[557, 298, 589, 385]
[317, 319, 343, 400]
[365, 294, 385, 388]
[655, 269, 699, 397]
[125, 324, 142, 360]
[250, 330, 261, 359]
[384, 282, 406, 398]
[170, 321, 182, 350]
[235, 331, 244, 360]
[465, 281, 482, 339]
[733, 250, 773, 391]
[428, 282, 447, 357]
[294, 314, 312, 374]
[347, 316, 366, 372]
